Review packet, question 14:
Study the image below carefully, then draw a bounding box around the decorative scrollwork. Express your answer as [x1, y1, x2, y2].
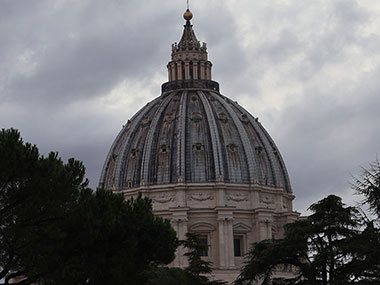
[187, 193, 214, 201]
[260, 194, 275, 205]
[226, 192, 248, 202]
[152, 193, 176, 204]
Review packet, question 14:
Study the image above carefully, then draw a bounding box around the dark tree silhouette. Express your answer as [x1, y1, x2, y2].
[0, 128, 178, 285]
[234, 195, 379, 285]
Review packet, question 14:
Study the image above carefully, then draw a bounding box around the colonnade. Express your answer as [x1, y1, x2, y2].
[167, 60, 212, 81]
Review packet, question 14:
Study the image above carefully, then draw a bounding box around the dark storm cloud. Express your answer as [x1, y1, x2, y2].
[1, 0, 179, 106]
[217, 0, 380, 213]
[1, 0, 379, 214]
[265, 61, 380, 212]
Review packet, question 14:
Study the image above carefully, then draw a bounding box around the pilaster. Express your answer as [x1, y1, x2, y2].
[217, 208, 235, 269]
[170, 62, 176, 81]
[170, 207, 190, 267]
[184, 60, 190, 80]
[200, 61, 205, 79]
[258, 218, 273, 241]
[206, 61, 212, 80]
[193, 61, 198, 79]
[177, 62, 182, 80]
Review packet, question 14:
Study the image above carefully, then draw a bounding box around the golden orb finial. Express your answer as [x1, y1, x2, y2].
[184, 9, 193, 21]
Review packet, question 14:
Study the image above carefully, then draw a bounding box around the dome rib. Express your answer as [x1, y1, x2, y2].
[197, 91, 224, 181]
[177, 91, 187, 181]
[140, 92, 177, 185]
[211, 92, 257, 184]
[232, 103, 292, 192]
[117, 99, 161, 188]
[99, 97, 160, 189]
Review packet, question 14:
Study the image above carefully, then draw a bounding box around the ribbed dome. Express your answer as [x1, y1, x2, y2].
[99, 89, 291, 192]
[99, 9, 292, 193]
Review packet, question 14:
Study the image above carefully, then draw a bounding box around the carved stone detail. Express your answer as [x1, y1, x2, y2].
[260, 194, 275, 205]
[187, 193, 214, 201]
[226, 192, 248, 202]
[152, 193, 176, 203]
[191, 112, 202, 122]
[283, 199, 288, 209]
[140, 116, 150, 128]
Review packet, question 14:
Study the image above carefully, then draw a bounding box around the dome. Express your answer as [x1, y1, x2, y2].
[99, 10, 292, 194]
[99, 9, 298, 283]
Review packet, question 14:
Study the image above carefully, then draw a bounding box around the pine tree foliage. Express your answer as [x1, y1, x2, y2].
[352, 158, 380, 217]
[0, 128, 178, 285]
[235, 195, 380, 285]
[146, 232, 227, 285]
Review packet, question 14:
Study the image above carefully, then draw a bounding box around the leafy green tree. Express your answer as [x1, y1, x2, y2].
[0, 128, 178, 285]
[235, 195, 366, 285]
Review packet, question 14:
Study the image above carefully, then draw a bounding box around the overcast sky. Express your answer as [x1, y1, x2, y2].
[1, 0, 379, 214]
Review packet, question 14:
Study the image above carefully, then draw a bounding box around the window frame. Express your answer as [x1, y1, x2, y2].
[233, 235, 244, 257]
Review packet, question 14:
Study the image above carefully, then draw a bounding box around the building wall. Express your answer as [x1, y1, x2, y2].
[117, 181, 299, 284]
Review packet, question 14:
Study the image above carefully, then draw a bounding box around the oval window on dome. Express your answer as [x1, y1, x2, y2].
[241, 114, 249, 124]
[191, 112, 202, 122]
[227, 144, 238, 153]
[130, 149, 139, 158]
[218, 112, 228, 123]
[160, 145, 169, 154]
[193, 143, 204, 152]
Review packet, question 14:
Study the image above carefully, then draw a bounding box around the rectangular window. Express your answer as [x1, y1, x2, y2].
[234, 236, 243, 257]
[199, 236, 208, 257]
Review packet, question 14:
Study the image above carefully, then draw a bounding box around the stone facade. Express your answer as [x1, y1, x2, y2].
[116, 182, 298, 283]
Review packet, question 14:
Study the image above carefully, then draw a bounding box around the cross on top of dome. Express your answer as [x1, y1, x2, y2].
[184, 9, 193, 21]
[175, 7, 204, 55]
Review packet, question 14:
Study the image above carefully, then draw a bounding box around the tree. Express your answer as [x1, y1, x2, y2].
[0, 128, 88, 284]
[145, 267, 189, 285]
[352, 158, 380, 218]
[235, 195, 367, 285]
[183, 232, 226, 285]
[350, 158, 380, 281]
[45, 190, 178, 285]
[146, 232, 227, 285]
[0, 129, 179, 285]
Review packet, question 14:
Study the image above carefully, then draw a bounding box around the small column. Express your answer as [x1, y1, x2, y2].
[171, 218, 189, 267]
[217, 209, 235, 269]
[170, 208, 189, 267]
[206, 61, 212, 80]
[226, 218, 235, 268]
[171, 62, 176, 81]
[177, 62, 182, 80]
[184, 60, 190, 80]
[167, 64, 171, 81]
[259, 219, 272, 241]
[218, 218, 226, 268]
[200, 61, 205, 79]
[178, 218, 189, 267]
[193, 62, 198, 79]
